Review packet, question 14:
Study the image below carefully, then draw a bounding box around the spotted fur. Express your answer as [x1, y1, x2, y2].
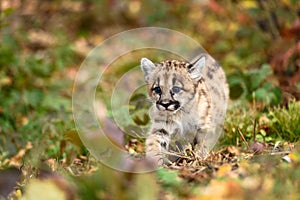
[141, 53, 229, 164]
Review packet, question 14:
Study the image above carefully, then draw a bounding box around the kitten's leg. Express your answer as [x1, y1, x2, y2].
[194, 128, 210, 159]
[145, 128, 170, 165]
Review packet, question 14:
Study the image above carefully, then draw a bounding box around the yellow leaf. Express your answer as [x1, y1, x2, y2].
[217, 164, 232, 177]
[200, 179, 243, 200]
[129, 1, 141, 15]
[22, 179, 67, 200]
[288, 152, 300, 163]
[239, 1, 257, 9]
[0, 76, 12, 86]
[15, 189, 22, 198]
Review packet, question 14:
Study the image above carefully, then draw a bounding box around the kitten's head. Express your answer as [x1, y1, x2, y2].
[141, 56, 206, 112]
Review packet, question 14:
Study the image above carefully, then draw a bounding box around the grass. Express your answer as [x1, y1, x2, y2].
[222, 100, 300, 148]
[268, 102, 300, 141]
[0, 32, 78, 167]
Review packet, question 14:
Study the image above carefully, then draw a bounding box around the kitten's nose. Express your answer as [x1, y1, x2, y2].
[159, 100, 171, 107]
[156, 100, 180, 111]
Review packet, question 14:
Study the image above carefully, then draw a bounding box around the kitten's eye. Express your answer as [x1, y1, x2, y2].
[172, 86, 181, 93]
[153, 87, 162, 94]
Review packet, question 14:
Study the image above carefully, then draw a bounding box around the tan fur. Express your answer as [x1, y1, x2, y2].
[141, 53, 229, 164]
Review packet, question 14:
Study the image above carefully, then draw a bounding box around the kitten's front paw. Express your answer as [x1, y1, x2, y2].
[195, 143, 209, 160]
[145, 135, 165, 166]
[145, 150, 163, 166]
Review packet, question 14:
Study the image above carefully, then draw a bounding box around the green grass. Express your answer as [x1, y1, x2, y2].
[0, 32, 78, 164]
[222, 101, 300, 147]
[268, 102, 300, 141]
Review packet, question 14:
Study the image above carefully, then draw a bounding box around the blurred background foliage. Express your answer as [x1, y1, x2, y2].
[1, 0, 300, 199]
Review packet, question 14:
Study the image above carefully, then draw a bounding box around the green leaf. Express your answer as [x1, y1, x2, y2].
[260, 129, 267, 137]
[41, 94, 70, 110]
[250, 64, 272, 90]
[24, 89, 43, 108]
[156, 168, 181, 187]
[227, 71, 247, 99]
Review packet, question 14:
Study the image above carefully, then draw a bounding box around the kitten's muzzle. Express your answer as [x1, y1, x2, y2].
[156, 100, 180, 111]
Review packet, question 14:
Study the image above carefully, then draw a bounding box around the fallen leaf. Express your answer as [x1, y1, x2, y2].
[27, 29, 57, 49]
[22, 170, 76, 200]
[217, 164, 232, 177]
[9, 142, 33, 167]
[250, 141, 267, 154]
[200, 179, 243, 200]
[22, 179, 67, 200]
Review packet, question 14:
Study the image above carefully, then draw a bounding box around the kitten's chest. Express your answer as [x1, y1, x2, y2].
[181, 112, 201, 133]
[150, 106, 200, 133]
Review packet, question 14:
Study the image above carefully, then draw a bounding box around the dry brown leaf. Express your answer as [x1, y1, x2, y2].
[9, 142, 32, 167]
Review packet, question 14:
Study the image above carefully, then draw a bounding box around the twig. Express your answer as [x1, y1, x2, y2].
[238, 128, 250, 150]
[253, 118, 257, 142]
[164, 151, 194, 160]
[270, 151, 291, 156]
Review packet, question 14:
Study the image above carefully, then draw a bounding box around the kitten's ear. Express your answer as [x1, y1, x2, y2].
[141, 58, 156, 82]
[188, 56, 205, 79]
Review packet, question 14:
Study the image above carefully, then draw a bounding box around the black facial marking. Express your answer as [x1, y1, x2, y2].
[159, 129, 168, 135]
[156, 100, 180, 111]
[154, 119, 166, 123]
[200, 88, 206, 96]
[153, 128, 169, 136]
[172, 76, 176, 86]
[194, 77, 204, 89]
[161, 141, 167, 148]
[187, 63, 193, 69]
[173, 103, 180, 110]
[170, 90, 174, 97]
[193, 137, 198, 147]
